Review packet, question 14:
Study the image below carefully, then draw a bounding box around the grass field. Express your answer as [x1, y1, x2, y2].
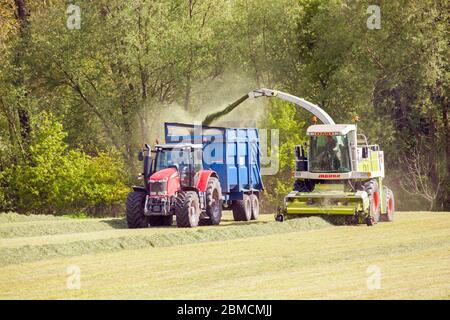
[0, 211, 449, 299]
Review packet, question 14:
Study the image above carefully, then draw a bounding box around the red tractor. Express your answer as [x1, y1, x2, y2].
[126, 143, 223, 228]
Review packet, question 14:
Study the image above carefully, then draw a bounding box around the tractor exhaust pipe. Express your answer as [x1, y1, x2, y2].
[138, 144, 153, 191]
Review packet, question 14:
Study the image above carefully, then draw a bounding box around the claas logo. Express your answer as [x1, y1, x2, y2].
[318, 174, 341, 178]
[313, 132, 339, 136]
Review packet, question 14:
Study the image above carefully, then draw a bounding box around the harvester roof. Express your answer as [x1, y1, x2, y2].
[307, 124, 356, 136]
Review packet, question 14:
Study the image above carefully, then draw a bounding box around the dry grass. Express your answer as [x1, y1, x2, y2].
[0, 211, 449, 299]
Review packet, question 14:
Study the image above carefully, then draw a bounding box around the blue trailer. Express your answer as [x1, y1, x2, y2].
[125, 122, 264, 228]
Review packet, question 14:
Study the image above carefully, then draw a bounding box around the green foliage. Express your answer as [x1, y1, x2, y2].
[261, 100, 308, 211]
[2, 113, 128, 215]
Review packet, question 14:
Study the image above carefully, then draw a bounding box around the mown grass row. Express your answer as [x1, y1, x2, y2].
[0, 216, 127, 238]
[0, 212, 69, 224]
[0, 217, 331, 266]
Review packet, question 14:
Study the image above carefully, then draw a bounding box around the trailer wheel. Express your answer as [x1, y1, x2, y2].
[362, 179, 381, 223]
[125, 191, 149, 228]
[201, 177, 223, 225]
[175, 191, 200, 228]
[381, 188, 395, 222]
[232, 194, 251, 221]
[250, 194, 259, 220]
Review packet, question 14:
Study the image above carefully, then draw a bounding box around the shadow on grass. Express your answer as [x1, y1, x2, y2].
[101, 218, 128, 229]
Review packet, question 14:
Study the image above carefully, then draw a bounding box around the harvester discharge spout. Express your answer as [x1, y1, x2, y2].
[202, 88, 335, 126]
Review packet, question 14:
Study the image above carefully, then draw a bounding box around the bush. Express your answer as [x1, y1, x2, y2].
[3, 112, 129, 215]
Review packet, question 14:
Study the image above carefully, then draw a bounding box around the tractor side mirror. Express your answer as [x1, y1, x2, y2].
[138, 150, 144, 161]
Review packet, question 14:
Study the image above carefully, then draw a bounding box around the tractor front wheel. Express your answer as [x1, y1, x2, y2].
[175, 191, 200, 228]
[125, 191, 149, 229]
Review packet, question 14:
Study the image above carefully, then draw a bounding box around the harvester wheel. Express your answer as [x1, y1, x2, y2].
[125, 191, 149, 228]
[381, 188, 395, 222]
[362, 180, 381, 223]
[201, 177, 223, 225]
[232, 194, 251, 221]
[175, 191, 200, 228]
[365, 216, 376, 226]
[250, 194, 259, 220]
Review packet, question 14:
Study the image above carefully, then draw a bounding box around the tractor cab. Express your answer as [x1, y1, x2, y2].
[153, 143, 203, 187]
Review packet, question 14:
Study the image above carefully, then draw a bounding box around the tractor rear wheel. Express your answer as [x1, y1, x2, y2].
[362, 179, 381, 224]
[175, 191, 200, 228]
[200, 177, 223, 225]
[125, 191, 149, 228]
[381, 188, 395, 222]
[232, 194, 251, 221]
[250, 194, 259, 220]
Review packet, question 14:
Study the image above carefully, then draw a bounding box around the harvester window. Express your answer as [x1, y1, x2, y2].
[309, 135, 351, 173]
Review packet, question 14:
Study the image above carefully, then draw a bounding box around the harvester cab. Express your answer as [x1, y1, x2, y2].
[152, 143, 203, 190]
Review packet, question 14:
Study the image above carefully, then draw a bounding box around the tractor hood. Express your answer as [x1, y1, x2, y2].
[149, 167, 178, 181]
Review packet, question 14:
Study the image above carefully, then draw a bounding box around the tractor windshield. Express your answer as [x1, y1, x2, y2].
[155, 148, 192, 172]
[309, 134, 351, 173]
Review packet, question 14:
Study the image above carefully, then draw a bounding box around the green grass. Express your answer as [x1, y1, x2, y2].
[0, 214, 331, 266]
[0, 211, 449, 299]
